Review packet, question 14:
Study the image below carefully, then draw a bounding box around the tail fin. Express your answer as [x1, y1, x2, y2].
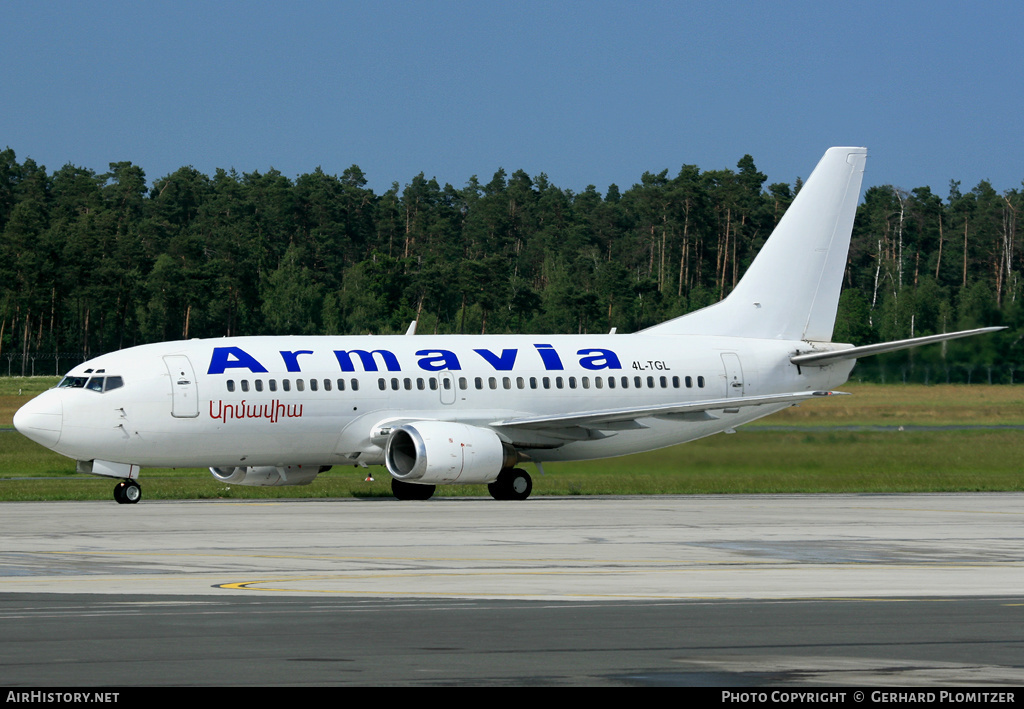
[641, 147, 867, 341]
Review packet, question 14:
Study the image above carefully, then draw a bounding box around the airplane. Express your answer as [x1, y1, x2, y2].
[13, 147, 1002, 504]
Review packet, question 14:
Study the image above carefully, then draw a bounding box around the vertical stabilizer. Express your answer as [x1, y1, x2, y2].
[641, 147, 866, 341]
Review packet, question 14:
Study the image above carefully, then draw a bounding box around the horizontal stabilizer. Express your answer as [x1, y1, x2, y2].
[492, 390, 847, 431]
[790, 327, 1005, 366]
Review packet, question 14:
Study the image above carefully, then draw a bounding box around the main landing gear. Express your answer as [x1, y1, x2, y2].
[391, 478, 436, 501]
[488, 468, 532, 501]
[114, 479, 142, 504]
[390, 467, 534, 501]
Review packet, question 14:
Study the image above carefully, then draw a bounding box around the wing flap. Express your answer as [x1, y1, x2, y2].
[491, 390, 847, 431]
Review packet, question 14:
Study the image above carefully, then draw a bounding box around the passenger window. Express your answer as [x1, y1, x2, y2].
[296, 379, 305, 392]
[282, 379, 291, 392]
[309, 379, 317, 391]
[621, 376, 629, 389]
[595, 377, 602, 389]
[517, 377, 525, 389]
[241, 380, 250, 392]
[542, 377, 550, 390]
[503, 377, 511, 390]
[227, 380, 235, 393]
[608, 377, 616, 389]
[697, 376, 705, 388]
[659, 376, 667, 388]
[568, 377, 577, 389]
[391, 378, 400, 391]
[269, 379, 277, 392]
[530, 377, 538, 389]
[339, 379, 347, 391]
[351, 379, 359, 391]
[323, 379, 331, 391]
[556, 377, 564, 389]
[685, 376, 693, 388]
[475, 377, 483, 390]
[255, 380, 264, 392]
[672, 376, 680, 388]
[459, 377, 468, 390]
[582, 377, 590, 389]
[378, 378, 386, 391]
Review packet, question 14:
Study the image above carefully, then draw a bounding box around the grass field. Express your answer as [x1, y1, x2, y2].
[1, 377, 1022, 500]
[751, 382, 1024, 427]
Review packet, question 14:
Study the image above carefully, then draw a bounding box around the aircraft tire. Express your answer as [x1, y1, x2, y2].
[391, 478, 435, 501]
[489, 468, 532, 501]
[114, 480, 142, 505]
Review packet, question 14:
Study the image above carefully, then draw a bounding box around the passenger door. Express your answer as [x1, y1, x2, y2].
[721, 353, 744, 398]
[164, 355, 199, 418]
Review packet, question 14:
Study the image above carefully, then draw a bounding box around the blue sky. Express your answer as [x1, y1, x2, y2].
[3, 1, 1022, 199]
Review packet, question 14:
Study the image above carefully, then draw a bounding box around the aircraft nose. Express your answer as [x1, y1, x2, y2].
[13, 392, 63, 448]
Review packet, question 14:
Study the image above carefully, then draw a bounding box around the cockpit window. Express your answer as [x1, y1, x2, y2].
[58, 375, 124, 392]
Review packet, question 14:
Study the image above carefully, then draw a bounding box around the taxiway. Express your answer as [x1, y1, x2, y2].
[2, 494, 1022, 685]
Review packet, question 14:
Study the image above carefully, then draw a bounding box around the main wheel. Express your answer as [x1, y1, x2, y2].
[488, 468, 532, 501]
[391, 478, 435, 501]
[114, 480, 141, 505]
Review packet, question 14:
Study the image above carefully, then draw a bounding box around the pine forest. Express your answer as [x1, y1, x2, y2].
[1, 147, 1021, 383]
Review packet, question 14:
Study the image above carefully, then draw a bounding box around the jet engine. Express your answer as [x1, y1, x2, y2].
[384, 421, 517, 485]
[208, 465, 329, 486]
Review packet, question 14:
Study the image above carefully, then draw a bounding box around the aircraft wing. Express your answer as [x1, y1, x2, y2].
[491, 390, 847, 432]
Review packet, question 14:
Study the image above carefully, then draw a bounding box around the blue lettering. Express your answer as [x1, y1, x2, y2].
[578, 348, 622, 370]
[334, 349, 401, 372]
[208, 347, 269, 375]
[474, 348, 518, 370]
[280, 350, 314, 372]
[416, 349, 462, 371]
[534, 344, 564, 371]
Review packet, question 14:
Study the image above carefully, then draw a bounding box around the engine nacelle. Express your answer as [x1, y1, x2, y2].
[208, 465, 326, 486]
[384, 421, 517, 485]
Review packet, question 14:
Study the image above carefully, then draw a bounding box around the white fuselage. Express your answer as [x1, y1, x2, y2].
[14, 148, 870, 491]
[19, 333, 854, 471]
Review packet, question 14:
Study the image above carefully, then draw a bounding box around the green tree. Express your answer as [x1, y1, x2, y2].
[261, 245, 324, 335]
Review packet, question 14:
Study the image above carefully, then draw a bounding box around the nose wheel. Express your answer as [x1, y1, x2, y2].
[114, 480, 142, 504]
